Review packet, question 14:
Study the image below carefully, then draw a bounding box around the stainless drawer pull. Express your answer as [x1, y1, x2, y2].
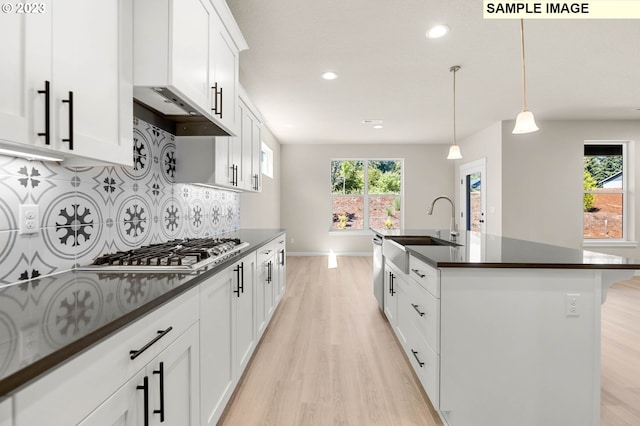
[411, 349, 425, 368]
[130, 327, 173, 360]
[411, 268, 426, 278]
[411, 303, 426, 317]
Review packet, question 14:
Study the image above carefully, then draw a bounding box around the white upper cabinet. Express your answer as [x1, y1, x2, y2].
[210, 11, 240, 134]
[0, 0, 133, 166]
[174, 88, 264, 192]
[133, 0, 247, 136]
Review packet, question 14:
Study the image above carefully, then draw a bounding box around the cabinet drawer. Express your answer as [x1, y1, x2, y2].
[405, 327, 440, 410]
[257, 241, 276, 265]
[15, 287, 199, 426]
[409, 255, 440, 298]
[403, 279, 440, 354]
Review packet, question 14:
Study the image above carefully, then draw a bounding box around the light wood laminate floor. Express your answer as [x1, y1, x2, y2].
[219, 256, 640, 426]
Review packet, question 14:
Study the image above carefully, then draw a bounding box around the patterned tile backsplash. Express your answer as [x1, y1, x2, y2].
[0, 118, 240, 285]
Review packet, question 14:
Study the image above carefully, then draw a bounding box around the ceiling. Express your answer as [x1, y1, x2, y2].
[226, 0, 640, 145]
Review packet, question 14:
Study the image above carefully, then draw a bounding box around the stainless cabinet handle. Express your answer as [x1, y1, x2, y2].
[37, 80, 50, 145]
[411, 349, 425, 368]
[411, 303, 426, 317]
[61, 91, 74, 150]
[411, 268, 425, 278]
[129, 327, 173, 359]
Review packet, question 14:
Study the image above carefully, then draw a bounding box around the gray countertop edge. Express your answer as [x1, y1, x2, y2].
[0, 229, 286, 401]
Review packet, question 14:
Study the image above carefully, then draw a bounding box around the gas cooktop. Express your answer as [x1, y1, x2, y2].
[77, 237, 250, 273]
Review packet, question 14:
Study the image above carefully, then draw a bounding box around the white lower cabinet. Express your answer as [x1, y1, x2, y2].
[11, 235, 286, 426]
[79, 370, 145, 426]
[200, 265, 234, 426]
[0, 397, 12, 426]
[275, 235, 287, 303]
[383, 262, 400, 327]
[200, 252, 257, 426]
[391, 256, 441, 411]
[256, 242, 276, 337]
[79, 323, 200, 426]
[14, 287, 200, 426]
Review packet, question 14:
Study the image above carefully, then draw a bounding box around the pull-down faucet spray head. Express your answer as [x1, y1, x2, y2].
[428, 195, 458, 240]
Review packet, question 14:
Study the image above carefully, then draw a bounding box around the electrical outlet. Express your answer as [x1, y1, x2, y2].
[565, 293, 581, 317]
[19, 204, 39, 235]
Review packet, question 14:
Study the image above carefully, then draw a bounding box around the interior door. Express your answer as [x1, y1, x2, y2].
[459, 159, 486, 233]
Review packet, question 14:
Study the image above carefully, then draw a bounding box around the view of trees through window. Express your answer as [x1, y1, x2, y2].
[331, 160, 402, 230]
[583, 144, 624, 239]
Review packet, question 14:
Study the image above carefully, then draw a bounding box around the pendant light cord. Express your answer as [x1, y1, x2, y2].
[450, 65, 460, 145]
[520, 19, 527, 111]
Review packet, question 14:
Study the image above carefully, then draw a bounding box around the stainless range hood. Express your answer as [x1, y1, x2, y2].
[133, 87, 232, 137]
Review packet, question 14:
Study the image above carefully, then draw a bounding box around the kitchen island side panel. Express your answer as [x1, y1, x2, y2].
[439, 268, 601, 426]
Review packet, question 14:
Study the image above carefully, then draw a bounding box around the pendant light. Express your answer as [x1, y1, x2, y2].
[447, 65, 462, 160]
[512, 19, 539, 134]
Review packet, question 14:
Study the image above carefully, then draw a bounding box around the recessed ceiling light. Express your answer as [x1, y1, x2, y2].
[373, 125, 384, 129]
[426, 24, 450, 39]
[322, 71, 338, 80]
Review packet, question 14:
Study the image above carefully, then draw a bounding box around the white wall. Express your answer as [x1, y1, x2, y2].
[501, 120, 640, 259]
[280, 144, 455, 254]
[455, 122, 503, 236]
[240, 126, 281, 228]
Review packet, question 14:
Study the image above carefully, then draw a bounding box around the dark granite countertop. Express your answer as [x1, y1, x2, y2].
[0, 229, 285, 400]
[372, 228, 640, 269]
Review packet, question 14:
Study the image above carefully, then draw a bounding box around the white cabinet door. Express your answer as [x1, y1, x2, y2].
[79, 371, 145, 426]
[0, 7, 51, 150]
[210, 13, 239, 134]
[52, 0, 133, 166]
[200, 267, 234, 426]
[235, 254, 256, 375]
[250, 118, 262, 192]
[275, 236, 286, 303]
[384, 264, 399, 326]
[0, 397, 12, 426]
[256, 244, 275, 337]
[171, 0, 212, 111]
[0, 0, 132, 166]
[151, 323, 199, 426]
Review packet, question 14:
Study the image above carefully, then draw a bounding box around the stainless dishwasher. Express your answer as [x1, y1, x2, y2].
[372, 234, 384, 310]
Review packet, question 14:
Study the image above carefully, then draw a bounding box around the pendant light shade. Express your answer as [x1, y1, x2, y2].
[447, 65, 462, 160]
[513, 110, 538, 134]
[447, 144, 462, 160]
[512, 19, 539, 134]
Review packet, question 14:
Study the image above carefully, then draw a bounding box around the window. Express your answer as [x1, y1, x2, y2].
[583, 142, 627, 242]
[261, 142, 273, 178]
[330, 159, 402, 231]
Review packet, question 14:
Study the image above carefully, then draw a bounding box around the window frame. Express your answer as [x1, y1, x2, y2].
[329, 158, 404, 234]
[261, 142, 273, 179]
[582, 140, 636, 247]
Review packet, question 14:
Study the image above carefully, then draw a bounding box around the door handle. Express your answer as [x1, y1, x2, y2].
[129, 327, 173, 360]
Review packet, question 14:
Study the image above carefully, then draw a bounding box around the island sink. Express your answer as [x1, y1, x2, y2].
[387, 235, 461, 247]
[383, 235, 460, 273]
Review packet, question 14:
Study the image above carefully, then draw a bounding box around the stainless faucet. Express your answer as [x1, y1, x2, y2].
[428, 195, 458, 240]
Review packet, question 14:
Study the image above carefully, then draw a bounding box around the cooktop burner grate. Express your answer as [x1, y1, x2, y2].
[78, 237, 249, 272]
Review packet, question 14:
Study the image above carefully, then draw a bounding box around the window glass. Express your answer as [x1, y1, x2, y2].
[583, 144, 624, 240]
[331, 159, 402, 231]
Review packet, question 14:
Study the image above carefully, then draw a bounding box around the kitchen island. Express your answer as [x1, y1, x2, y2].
[372, 229, 640, 426]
